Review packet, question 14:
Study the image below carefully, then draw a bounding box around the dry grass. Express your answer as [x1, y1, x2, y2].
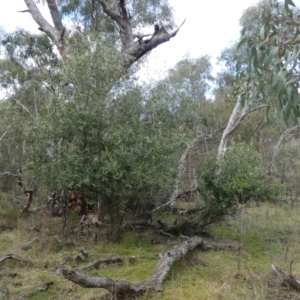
[1, 201, 300, 299]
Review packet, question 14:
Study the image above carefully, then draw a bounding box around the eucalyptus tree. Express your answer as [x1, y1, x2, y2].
[22, 0, 181, 63]
[230, 0, 300, 181]
[236, 0, 300, 124]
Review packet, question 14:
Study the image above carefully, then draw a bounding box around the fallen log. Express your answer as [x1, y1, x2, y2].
[57, 236, 203, 299]
[272, 265, 300, 290]
[0, 253, 31, 265]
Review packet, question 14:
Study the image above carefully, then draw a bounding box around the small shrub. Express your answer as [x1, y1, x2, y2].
[199, 142, 283, 225]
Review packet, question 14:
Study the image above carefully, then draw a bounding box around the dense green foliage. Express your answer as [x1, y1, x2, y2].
[200, 142, 283, 223]
[22, 35, 187, 217]
[1, 0, 298, 238]
[236, 0, 300, 125]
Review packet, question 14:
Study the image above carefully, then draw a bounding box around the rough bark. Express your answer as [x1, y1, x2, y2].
[47, 188, 92, 217]
[57, 237, 203, 299]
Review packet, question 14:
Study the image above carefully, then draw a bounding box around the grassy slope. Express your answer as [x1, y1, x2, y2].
[1, 202, 300, 299]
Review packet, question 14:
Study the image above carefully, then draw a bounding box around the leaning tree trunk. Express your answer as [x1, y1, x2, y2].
[269, 125, 300, 174]
[218, 99, 267, 157]
[152, 132, 216, 212]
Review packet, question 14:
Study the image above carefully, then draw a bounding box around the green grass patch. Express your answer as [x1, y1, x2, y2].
[1, 202, 300, 299]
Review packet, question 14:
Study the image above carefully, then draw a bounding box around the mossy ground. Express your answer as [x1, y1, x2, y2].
[1, 201, 300, 299]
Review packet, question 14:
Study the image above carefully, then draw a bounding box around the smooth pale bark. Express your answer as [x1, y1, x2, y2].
[152, 132, 216, 212]
[0, 130, 8, 142]
[57, 237, 238, 299]
[269, 125, 299, 172]
[24, 0, 68, 56]
[218, 100, 267, 157]
[57, 237, 203, 299]
[23, 0, 184, 64]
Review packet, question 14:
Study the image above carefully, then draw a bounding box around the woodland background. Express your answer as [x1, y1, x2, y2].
[1, 0, 300, 299]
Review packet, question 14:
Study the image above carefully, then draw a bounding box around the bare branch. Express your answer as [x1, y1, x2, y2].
[23, 0, 68, 56]
[134, 19, 186, 61]
[98, 0, 125, 26]
[0, 171, 34, 214]
[153, 132, 215, 213]
[77, 256, 135, 271]
[12, 97, 33, 118]
[57, 237, 203, 297]
[227, 104, 267, 136]
[0, 253, 31, 265]
[0, 130, 8, 142]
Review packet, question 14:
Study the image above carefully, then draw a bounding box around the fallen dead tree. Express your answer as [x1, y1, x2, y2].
[57, 237, 238, 299]
[272, 265, 300, 290]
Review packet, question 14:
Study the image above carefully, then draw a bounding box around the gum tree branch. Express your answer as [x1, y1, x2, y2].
[57, 237, 203, 298]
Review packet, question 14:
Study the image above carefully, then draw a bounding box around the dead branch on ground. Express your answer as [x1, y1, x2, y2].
[78, 256, 136, 271]
[57, 237, 238, 299]
[0, 253, 32, 265]
[272, 265, 300, 290]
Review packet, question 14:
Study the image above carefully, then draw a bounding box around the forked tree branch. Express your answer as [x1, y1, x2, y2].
[218, 100, 267, 156]
[23, 0, 184, 63]
[24, 0, 57, 41]
[23, 0, 68, 55]
[57, 237, 203, 298]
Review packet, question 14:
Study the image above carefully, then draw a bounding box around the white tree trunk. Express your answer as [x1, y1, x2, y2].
[218, 100, 242, 156]
[269, 125, 299, 172]
[217, 100, 267, 157]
